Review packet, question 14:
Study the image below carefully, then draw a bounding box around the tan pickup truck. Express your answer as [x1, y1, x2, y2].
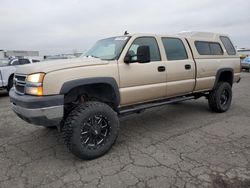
[10, 32, 241, 159]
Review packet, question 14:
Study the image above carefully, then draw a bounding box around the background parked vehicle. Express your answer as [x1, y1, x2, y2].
[9, 58, 40, 66]
[241, 56, 250, 72]
[0, 58, 40, 92]
[237, 48, 250, 60]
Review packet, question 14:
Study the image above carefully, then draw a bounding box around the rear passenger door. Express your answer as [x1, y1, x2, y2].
[161, 37, 196, 97]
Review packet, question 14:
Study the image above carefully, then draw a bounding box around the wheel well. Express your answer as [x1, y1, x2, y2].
[64, 83, 119, 109]
[9, 74, 14, 81]
[217, 71, 233, 86]
[8, 74, 14, 86]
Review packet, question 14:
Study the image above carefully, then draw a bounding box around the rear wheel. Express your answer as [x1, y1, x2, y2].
[208, 82, 232, 113]
[62, 101, 119, 160]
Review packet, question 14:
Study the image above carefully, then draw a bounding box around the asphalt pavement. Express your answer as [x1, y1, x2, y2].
[0, 73, 250, 188]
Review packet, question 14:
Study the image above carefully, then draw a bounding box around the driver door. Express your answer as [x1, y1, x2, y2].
[118, 36, 167, 106]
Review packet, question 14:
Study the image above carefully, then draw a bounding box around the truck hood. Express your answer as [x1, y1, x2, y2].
[16, 57, 109, 75]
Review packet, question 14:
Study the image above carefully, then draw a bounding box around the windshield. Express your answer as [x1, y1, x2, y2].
[83, 36, 130, 60]
[0, 59, 9, 67]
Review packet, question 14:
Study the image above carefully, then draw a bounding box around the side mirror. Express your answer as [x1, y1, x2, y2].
[137, 45, 150, 63]
[124, 45, 151, 64]
[124, 54, 132, 64]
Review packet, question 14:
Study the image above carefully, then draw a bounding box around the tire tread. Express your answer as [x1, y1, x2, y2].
[62, 101, 119, 159]
[208, 82, 232, 113]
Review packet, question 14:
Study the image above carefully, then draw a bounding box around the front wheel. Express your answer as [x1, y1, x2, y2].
[208, 82, 232, 113]
[62, 101, 119, 160]
[7, 77, 14, 92]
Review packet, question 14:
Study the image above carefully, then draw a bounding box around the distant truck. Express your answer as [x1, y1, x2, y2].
[10, 32, 241, 160]
[0, 58, 40, 92]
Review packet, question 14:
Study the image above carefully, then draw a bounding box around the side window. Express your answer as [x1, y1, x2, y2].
[195, 41, 223, 55]
[195, 41, 210, 55]
[162, 38, 188, 60]
[220, 36, 236, 55]
[128, 37, 161, 62]
[19, 59, 30, 65]
[210, 43, 223, 55]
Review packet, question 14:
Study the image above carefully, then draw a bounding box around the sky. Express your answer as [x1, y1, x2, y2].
[0, 0, 249, 56]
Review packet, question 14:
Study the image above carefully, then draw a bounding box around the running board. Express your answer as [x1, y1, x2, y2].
[118, 96, 195, 116]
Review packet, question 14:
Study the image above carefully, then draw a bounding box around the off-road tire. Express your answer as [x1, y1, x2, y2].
[208, 82, 232, 113]
[62, 101, 119, 160]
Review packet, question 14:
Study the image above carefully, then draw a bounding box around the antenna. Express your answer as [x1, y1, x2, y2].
[124, 31, 129, 35]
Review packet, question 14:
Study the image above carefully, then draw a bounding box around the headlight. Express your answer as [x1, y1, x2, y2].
[26, 73, 45, 83]
[25, 73, 45, 96]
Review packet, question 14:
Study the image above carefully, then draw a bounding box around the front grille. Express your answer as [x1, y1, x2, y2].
[15, 75, 26, 82]
[14, 74, 26, 95]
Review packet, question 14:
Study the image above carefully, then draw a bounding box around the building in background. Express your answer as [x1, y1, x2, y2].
[44, 52, 83, 60]
[1, 49, 83, 61]
[6, 50, 39, 58]
[0, 50, 39, 59]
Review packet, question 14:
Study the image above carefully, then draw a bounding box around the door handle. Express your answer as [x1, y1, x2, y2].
[158, 66, 166, 72]
[185, 64, 191, 70]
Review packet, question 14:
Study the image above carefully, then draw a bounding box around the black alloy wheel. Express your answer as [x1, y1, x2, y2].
[220, 89, 229, 106]
[80, 115, 111, 149]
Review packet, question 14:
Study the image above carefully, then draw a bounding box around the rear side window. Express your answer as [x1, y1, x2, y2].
[128, 37, 161, 61]
[220, 36, 236, 55]
[195, 41, 223, 55]
[210, 43, 223, 55]
[19, 59, 30, 65]
[162, 38, 188, 60]
[195, 42, 210, 55]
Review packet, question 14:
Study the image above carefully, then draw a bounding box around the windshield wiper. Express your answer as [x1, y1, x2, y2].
[85, 55, 100, 59]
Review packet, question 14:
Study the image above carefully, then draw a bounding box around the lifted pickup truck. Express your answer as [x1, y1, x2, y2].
[10, 32, 241, 159]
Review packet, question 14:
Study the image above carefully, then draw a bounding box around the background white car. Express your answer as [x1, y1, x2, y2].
[0, 58, 40, 92]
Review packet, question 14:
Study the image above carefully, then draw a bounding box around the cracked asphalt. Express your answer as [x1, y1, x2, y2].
[0, 72, 250, 188]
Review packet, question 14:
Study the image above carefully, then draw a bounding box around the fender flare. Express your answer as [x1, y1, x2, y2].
[213, 68, 234, 89]
[60, 77, 120, 106]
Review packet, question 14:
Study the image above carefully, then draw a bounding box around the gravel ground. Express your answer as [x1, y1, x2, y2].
[0, 72, 250, 188]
